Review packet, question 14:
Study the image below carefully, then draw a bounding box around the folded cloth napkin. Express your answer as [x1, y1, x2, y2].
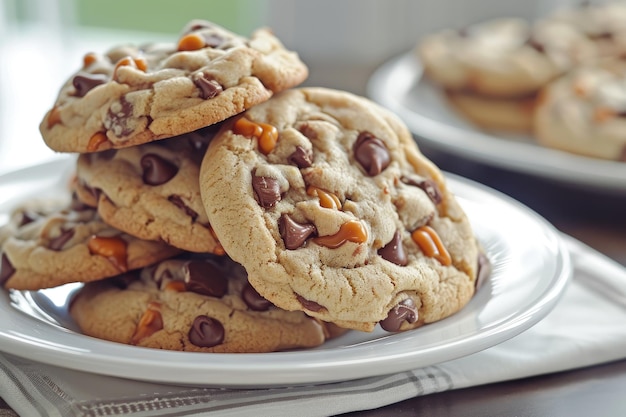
[1, 235, 625, 417]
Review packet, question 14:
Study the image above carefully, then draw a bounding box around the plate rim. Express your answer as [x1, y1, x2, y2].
[0, 159, 572, 388]
[367, 52, 626, 192]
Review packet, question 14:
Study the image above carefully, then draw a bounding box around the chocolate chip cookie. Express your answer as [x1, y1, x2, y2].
[199, 87, 484, 332]
[40, 19, 308, 153]
[534, 59, 626, 161]
[75, 128, 223, 253]
[70, 253, 338, 352]
[0, 194, 180, 290]
[417, 17, 597, 131]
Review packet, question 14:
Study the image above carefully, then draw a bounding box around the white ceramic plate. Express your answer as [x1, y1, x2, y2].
[367, 53, 626, 193]
[0, 158, 571, 387]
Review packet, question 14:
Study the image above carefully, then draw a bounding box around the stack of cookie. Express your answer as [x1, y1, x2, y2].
[0, 20, 488, 353]
[417, 2, 626, 161]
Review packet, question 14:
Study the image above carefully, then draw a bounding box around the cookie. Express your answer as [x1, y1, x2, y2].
[548, 2, 626, 58]
[417, 17, 596, 98]
[534, 59, 626, 161]
[0, 194, 180, 290]
[417, 18, 600, 132]
[39, 19, 308, 153]
[199, 87, 484, 332]
[444, 90, 536, 132]
[75, 128, 223, 253]
[70, 253, 339, 352]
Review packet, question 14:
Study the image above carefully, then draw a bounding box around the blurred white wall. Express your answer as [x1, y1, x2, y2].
[261, 0, 576, 93]
[264, 0, 566, 64]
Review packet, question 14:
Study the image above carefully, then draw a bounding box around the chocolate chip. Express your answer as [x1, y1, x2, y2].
[242, 283, 272, 311]
[141, 154, 179, 186]
[48, 229, 75, 251]
[188, 315, 225, 347]
[18, 210, 40, 227]
[104, 98, 135, 137]
[378, 230, 408, 266]
[168, 195, 199, 222]
[288, 146, 313, 168]
[0, 253, 16, 286]
[475, 252, 491, 290]
[186, 22, 213, 34]
[296, 294, 325, 312]
[193, 73, 223, 99]
[380, 298, 418, 332]
[279, 214, 316, 250]
[401, 176, 442, 205]
[353, 132, 390, 176]
[202, 33, 225, 48]
[526, 37, 545, 53]
[72, 73, 107, 97]
[591, 31, 614, 40]
[298, 123, 318, 140]
[252, 175, 281, 208]
[183, 260, 228, 298]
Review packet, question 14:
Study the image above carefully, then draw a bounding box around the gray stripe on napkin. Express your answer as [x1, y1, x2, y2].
[69, 367, 454, 417]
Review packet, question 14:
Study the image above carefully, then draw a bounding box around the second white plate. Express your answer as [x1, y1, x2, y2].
[368, 53, 626, 193]
[0, 159, 571, 387]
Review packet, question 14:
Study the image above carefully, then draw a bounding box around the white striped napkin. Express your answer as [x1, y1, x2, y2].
[1, 235, 625, 417]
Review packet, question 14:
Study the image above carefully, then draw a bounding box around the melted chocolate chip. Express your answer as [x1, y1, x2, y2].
[380, 298, 418, 332]
[168, 195, 199, 222]
[296, 294, 325, 312]
[378, 230, 408, 266]
[141, 154, 179, 186]
[193, 73, 223, 99]
[72, 73, 107, 97]
[252, 175, 281, 208]
[187, 22, 213, 33]
[353, 132, 390, 176]
[475, 252, 492, 290]
[242, 283, 272, 311]
[18, 210, 39, 227]
[591, 31, 614, 40]
[183, 260, 228, 298]
[188, 315, 225, 347]
[105, 98, 135, 137]
[0, 254, 16, 286]
[401, 176, 442, 205]
[298, 123, 318, 140]
[288, 146, 313, 168]
[202, 33, 225, 48]
[48, 229, 75, 251]
[527, 37, 545, 53]
[279, 214, 316, 250]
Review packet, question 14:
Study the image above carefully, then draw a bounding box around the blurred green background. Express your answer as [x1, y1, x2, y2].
[73, 0, 263, 34]
[5, 0, 264, 35]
